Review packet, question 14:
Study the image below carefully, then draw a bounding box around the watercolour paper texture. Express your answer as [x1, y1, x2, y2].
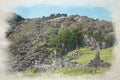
[0, 0, 119, 80]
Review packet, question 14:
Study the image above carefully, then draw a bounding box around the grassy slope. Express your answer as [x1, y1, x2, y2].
[68, 47, 113, 64]
[51, 47, 113, 76]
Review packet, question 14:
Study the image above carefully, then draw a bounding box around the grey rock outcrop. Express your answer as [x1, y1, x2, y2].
[43, 13, 67, 20]
[7, 13, 114, 72]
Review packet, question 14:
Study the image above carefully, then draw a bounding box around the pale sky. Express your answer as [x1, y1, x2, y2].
[13, 5, 112, 21]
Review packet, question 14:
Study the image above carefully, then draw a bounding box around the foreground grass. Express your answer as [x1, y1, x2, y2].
[23, 67, 108, 77]
[52, 67, 108, 76]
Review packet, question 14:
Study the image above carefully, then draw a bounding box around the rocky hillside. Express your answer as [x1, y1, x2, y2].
[7, 13, 115, 72]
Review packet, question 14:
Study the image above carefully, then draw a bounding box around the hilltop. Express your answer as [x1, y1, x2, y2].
[7, 13, 115, 73]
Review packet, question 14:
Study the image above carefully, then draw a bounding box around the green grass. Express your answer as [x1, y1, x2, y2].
[52, 67, 108, 76]
[68, 47, 113, 64]
[100, 47, 113, 64]
[23, 68, 108, 77]
[23, 69, 36, 77]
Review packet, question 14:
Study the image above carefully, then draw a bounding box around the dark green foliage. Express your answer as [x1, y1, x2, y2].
[46, 26, 83, 53]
